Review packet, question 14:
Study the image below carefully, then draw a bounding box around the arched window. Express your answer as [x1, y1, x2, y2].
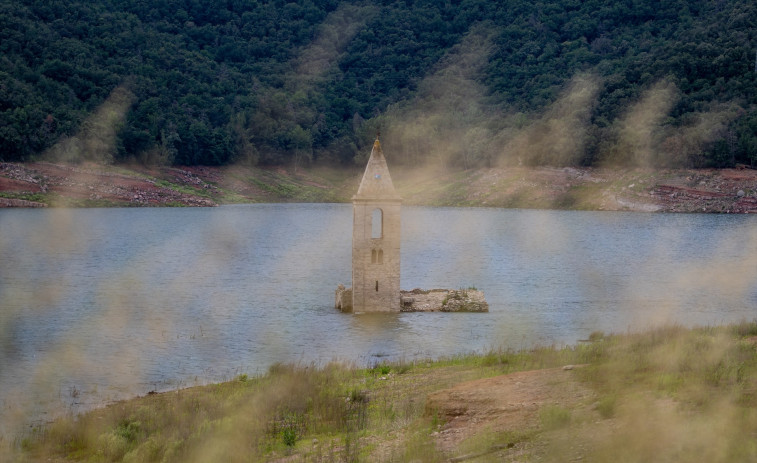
[378, 249, 383, 264]
[371, 249, 377, 263]
[371, 208, 383, 238]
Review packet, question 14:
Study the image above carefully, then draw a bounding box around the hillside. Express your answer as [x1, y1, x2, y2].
[2, 161, 756, 213]
[2, 0, 756, 169]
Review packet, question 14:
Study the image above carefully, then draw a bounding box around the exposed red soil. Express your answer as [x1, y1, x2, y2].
[426, 367, 594, 457]
[648, 167, 757, 213]
[0, 162, 216, 207]
[0, 176, 43, 192]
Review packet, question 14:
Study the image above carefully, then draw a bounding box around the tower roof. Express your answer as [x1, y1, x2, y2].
[354, 138, 401, 201]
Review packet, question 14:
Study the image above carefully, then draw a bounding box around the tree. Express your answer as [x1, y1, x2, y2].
[287, 125, 312, 173]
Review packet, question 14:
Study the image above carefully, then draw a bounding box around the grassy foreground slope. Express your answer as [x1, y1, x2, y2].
[10, 322, 757, 462]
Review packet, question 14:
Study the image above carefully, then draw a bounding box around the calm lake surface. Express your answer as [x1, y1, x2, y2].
[1, 204, 756, 432]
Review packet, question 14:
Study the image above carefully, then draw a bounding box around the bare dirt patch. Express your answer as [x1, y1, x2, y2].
[427, 367, 594, 456]
[0, 176, 42, 193]
[0, 162, 217, 206]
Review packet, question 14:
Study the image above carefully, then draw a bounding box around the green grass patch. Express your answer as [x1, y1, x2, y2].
[154, 179, 214, 198]
[247, 171, 341, 202]
[0, 191, 48, 203]
[595, 393, 617, 419]
[49, 195, 125, 208]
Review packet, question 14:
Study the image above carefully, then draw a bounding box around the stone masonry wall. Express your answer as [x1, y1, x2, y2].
[352, 199, 401, 312]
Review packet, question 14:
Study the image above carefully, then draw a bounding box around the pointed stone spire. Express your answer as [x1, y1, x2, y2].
[354, 137, 401, 200]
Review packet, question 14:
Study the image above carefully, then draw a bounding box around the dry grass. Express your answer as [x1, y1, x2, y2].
[545, 322, 757, 462]
[7, 321, 757, 462]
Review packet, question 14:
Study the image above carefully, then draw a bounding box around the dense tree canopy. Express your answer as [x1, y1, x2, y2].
[1, 0, 756, 167]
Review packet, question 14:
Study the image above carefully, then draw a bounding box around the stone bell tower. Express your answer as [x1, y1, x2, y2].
[351, 137, 401, 312]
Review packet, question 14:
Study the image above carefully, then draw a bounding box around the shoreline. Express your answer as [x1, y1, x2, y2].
[8, 322, 757, 461]
[2, 161, 756, 213]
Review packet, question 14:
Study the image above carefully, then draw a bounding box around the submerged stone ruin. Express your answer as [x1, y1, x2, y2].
[335, 286, 489, 313]
[399, 288, 489, 312]
[335, 137, 488, 314]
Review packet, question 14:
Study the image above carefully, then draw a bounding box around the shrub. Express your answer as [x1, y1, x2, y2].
[539, 405, 571, 430]
[596, 394, 617, 419]
[281, 428, 297, 447]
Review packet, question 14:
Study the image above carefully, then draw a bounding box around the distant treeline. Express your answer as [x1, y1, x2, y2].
[1, 0, 756, 168]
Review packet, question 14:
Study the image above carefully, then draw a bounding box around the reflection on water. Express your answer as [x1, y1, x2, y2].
[1, 204, 756, 433]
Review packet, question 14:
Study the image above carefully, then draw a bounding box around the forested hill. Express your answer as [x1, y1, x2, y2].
[2, 0, 756, 168]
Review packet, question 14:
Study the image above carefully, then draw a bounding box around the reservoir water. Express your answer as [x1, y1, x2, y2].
[1, 204, 756, 433]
